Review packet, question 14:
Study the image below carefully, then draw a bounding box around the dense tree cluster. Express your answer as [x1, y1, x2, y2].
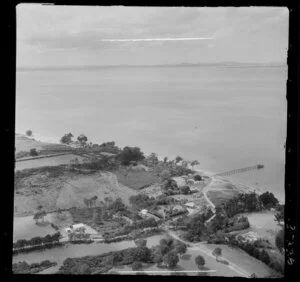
[220, 192, 264, 218]
[13, 232, 61, 249]
[60, 133, 74, 144]
[119, 146, 145, 165]
[29, 148, 39, 156]
[151, 237, 186, 269]
[161, 179, 179, 195]
[13, 260, 57, 274]
[274, 204, 284, 226]
[228, 236, 284, 274]
[258, 192, 279, 209]
[275, 228, 284, 254]
[184, 215, 209, 242]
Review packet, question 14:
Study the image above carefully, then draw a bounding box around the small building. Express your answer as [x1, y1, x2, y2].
[65, 223, 98, 235]
[140, 209, 148, 215]
[185, 202, 196, 208]
[172, 177, 187, 188]
[237, 231, 260, 243]
[139, 209, 160, 221]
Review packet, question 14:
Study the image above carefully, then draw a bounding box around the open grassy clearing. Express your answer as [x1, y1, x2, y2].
[204, 243, 277, 277]
[14, 168, 137, 217]
[115, 167, 160, 190]
[205, 178, 241, 207]
[15, 154, 88, 171]
[15, 134, 71, 154]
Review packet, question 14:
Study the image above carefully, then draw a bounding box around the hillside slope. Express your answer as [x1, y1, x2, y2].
[14, 168, 137, 217]
[15, 133, 69, 153]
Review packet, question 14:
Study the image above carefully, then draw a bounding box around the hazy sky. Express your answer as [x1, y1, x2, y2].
[17, 5, 289, 67]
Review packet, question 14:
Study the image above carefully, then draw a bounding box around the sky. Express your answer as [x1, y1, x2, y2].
[16, 5, 289, 67]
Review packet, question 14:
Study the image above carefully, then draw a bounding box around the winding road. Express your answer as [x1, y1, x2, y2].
[163, 176, 251, 277]
[162, 228, 250, 277]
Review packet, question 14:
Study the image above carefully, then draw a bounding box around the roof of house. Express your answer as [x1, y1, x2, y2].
[185, 202, 196, 207]
[172, 177, 187, 187]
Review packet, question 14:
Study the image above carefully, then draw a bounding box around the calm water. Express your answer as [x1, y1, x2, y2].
[16, 65, 287, 200]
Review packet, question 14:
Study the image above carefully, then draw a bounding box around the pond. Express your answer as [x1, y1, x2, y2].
[13, 214, 57, 242]
[13, 234, 166, 274]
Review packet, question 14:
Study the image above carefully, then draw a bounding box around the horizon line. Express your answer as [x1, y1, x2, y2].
[17, 61, 286, 70]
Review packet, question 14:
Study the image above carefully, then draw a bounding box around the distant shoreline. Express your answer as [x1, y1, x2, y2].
[17, 62, 286, 72]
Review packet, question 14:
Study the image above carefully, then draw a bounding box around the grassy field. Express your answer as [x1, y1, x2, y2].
[204, 243, 278, 277]
[15, 134, 70, 153]
[14, 169, 137, 217]
[115, 167, 160, 190]
[206, 178, 241, 207]
[15, 154, 88, 171]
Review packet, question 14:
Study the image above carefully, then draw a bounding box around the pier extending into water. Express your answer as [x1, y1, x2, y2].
[214, 164, 264, 177]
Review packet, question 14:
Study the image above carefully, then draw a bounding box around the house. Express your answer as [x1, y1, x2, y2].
[237, 231, 260, 243]
[185, 202, 196, 208]
[139, 209, 160, 221]
[172, 177, 187, 188]
[65, 223, 98, 235]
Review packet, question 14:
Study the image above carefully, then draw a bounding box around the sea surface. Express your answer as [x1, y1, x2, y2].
[16, 65, 287, 201]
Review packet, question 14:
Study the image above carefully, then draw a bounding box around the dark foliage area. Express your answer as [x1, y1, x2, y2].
[13, 232, 61, 249]
[29, 148, 39, 156]
[13, 260, 57, 274]
[258, 192, 279, 209]
[119, 146, 145, 165]
[228, 236, 284, 275]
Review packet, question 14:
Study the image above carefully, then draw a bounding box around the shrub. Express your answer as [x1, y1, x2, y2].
[132, 261, 143, 271]
[119, 146, 145, 165]
[180, 186, 191, 195]
[26, 130, 33, 137]
[195, 255, 205, 268]
[60, 133, 74, 145]
[29, 148, 39, 156]
[259, 250, 270, 265]
[163, 251, 179, 269]
[258, 192, 279, 209]
[275, 228, 284, 253]
[193, 175, 202, 181]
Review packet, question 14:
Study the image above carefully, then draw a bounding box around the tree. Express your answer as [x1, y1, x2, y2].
[163, 157, 168, 163]
[26, 130, 33, 137]
[160, 170, 171, 182]
[191, 160, 200, 169]
[195, 255, 205, 269]
[161, 179, 178, 195]
[275, 228, 284, 253]
[77, 134, 88, 147]
[180, 185, 190, 195]
[259, 192, 279, 209]
[250, 273, 257, 278]
[175, 156, 183, 164]
[212, 247, 222, 261]
[132, 261, 143, 271]
[146, 153, 159, 166]
[109, 198, 126, 212]
[274, 204, 284, 226]
[175, 243, 187, 257]
[193, 175, 202, 181]
[29, 148, 38, 156]
[119, 146, 145, 165]
[259, 250, 270, 264]
[60, 133, 74, 145]
[163, 252, 179, 269]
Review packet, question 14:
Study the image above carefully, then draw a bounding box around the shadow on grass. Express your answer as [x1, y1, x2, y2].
[181, 254, 192, 261]
[217, 258, 229, 265]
